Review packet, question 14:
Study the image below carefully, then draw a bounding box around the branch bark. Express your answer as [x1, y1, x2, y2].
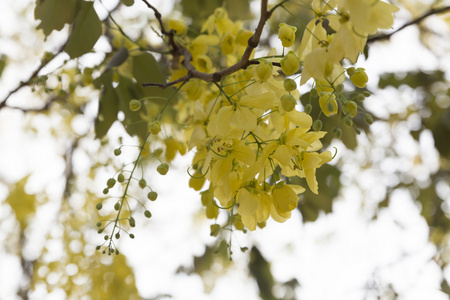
[368, 5, 450, 43]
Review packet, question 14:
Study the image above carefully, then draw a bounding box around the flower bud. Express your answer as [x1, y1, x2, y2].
[147, 191, 158, 201]
[129, 99, 141, 111]
[313, 119, 323, 131]
[283, 78, 297, 92]
[278, 23, 297, 47]
[350, 68, 368, 88]
[157, 163, 169, 175]
[346, 101, 358, 117]
[280, 51, 299, 75]
[149, 121, 161, 135]
[220, 34, 235, 55]
[281, 94, 296, 112]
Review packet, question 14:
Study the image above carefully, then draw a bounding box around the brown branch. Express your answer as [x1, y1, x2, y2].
[141, 0, 273, 88]
[368, 5, 450, 43]
[0, 41, 67, 110]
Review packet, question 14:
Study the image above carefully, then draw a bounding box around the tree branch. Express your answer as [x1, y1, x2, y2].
[140, 0, 273, 88]
[0, 41, 67, 110]
[368, 5, 450, 43]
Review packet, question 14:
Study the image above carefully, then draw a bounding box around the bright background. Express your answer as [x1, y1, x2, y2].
[1, 0, 450, 299]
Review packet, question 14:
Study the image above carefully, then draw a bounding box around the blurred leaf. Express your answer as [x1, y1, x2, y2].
[34, 0, 80, 36]
[224, 0, 251, 20]
[378, 70, 445, 89]
[95, 71, 119, 138]
[89, 254, 140, 300]
[293, 164, 340, 222]
[132, 53, 165, 84]
[65, 1, 102, 58]
[6, 176, 36, 231]
[181, 0, 221, 29]
[0, 55, 7, 78]
[104, 47, 129, 73]
[120, 0, 135, 7]
[249, 246, 276, 300]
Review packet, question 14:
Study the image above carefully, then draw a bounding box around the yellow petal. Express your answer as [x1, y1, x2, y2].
[305, 168, 318, 194]
[237, 188, 258, 216]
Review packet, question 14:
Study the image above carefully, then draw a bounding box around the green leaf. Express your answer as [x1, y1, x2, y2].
[34, 0, 80, 36]
[95, 71, 119, 138]
[120, 0, 135, 6]
[131, 53, 166, 84]
[104, 47, 129, 73]
[0, 55, 6, 78]
[6, 176, 37, 231]
[64, 1, 102, 59]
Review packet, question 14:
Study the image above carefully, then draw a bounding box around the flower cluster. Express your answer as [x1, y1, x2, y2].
[160, 0, 398, 232]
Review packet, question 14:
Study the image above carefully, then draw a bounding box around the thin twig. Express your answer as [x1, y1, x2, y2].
[0, 41, 67, 109]
[141, 0, 273, 88]
[368, 5, 450, 43]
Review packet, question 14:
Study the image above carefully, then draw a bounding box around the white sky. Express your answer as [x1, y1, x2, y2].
[1, 0, 450, 300]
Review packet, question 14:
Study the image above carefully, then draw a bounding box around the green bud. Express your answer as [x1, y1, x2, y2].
[118, 173, 125, 183]
[355, 127, 361, 135]
[304, 104, 312, 114]
[363, 91, 371, 97]
[129, 99, 141, 111]
[157, 163, 169, 175]
[344, 116, 353, 128]
[144, 210, 152, 218]
[139, 179, 147, 189]
[335, 84, 344, 93]
[107, 178, 116, 188]
[313, 119, 323, 131]
[334, 127, 342, 138]
[346, 101, 358, 117]
[281, 94, 296, 112]
[96, 245, 101, 250]
[364, 113, 374, 125]
[129, 217, 135, 227]
[104, 235, 109, 240]
[114, 202, 120, 211]
[327, 100, 336, 114]
[283, 78, 297, 92]
[149, 121, 161, 135]
[97, 228, 103, 234]
[310, 88, 318, 98]
[147, 191, 158, 201]
[102, 188, 109, 195]
[96, 222, 102, 227]
[115, 232, 120, 239]
[114, 148, 122, 156]
[115, 249, 119, 255]
[346, 67, 356, 76]
[129, 234, 135, 239]
[96, 203, 103, 210]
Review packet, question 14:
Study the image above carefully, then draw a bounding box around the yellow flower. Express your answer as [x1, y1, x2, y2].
[255, 59, 273, 82]
[278, 23, 297, 47]
[319, 92, 338, 116]
[341, 0, 399, 35]
[272, 182, 302, 215]
[168, 19, 186, 34]
[220, 33, 235, 55]
[281, 51, 299, 76]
